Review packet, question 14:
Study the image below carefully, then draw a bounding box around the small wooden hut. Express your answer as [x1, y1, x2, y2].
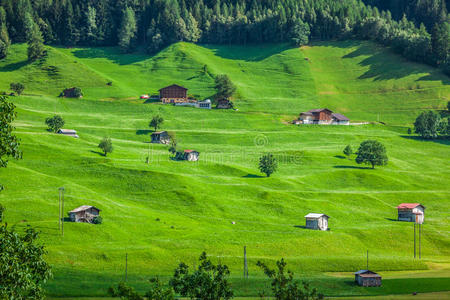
[69, 205, 101, 223]
[305, 213, 329, 231]
[354, 270, 382, 287]
[397, 203, 425, 224]
[151, 131, 170, 144]
[183, 150, 199, 161]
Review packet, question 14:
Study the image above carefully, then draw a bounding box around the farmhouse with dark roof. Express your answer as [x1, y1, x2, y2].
[296, 108, 349, 125]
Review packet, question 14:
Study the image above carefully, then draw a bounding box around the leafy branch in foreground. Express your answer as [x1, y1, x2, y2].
[257, 259, 323, 300]
[0, 224, 52, 299]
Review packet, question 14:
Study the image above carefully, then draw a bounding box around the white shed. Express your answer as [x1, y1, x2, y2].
[305, 213, 329, 231]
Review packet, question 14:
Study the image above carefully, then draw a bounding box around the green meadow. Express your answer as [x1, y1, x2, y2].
[0, 41, 449, 298]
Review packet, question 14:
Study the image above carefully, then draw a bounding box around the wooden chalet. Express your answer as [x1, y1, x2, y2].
[184, 150, 199, 161]
[297, 108, 349, 125]
[354, 270, 382, 287]
[305, 213, 329, 231]
[216, 98, 233, 109]
[69, 205, 101, 223]
[159, 84, 188, 104]
[397, 203, 425, 224]
[151, 131, 170, 144]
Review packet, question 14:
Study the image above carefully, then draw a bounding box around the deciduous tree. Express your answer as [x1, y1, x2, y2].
[343, 145, 353, 158]
[257, 259, 323, 300]
[45, 115, 65, 133]
[414, 111, 443, 139]
[98, 137, 113, 156]
[259, 153, 278, 177]
[215, 74, 236, 100]
[0, 224, 52, 299]
[170, 252, 233, 300]
[10, 82, 25, 95]
[27, 21, 45, 61]
[150, 114, 164, 131]
[355, 140, 388, 169]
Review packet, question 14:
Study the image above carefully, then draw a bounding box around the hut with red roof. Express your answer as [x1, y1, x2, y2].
[397, 203, 425, 224]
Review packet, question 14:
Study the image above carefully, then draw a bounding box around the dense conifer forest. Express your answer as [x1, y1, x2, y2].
[0, 0, 448, 74]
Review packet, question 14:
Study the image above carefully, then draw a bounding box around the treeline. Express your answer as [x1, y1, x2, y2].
[0, 0, 448, 74]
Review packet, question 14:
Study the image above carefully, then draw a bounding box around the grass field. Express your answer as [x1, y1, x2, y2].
[0, 40, 449, 298]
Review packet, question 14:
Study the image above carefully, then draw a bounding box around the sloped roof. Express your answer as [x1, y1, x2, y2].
[308, 108, 332, 113]
[305, 213, 329, 219]
[359, 273, 381, 278]
[332, 113, 349, 121]
[354, 270, 377, 275]
[69, 205, 101, 213]
[397, 203, 424, 209]
[152, 131, 167, 135]
[159, 84, 188, 91]
[59, 129, 77, 134]
[184, 150, 198, 153]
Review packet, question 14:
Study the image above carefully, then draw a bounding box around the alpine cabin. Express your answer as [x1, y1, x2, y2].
[159, 84, 188, 104]
[354, 270, 382, 287]
[305, 213, 329, 231]
[397, 203, 425, 224]
[151, 131, 170, 144]
[297, 109, 349, 125]
[69, 205, 101, 223]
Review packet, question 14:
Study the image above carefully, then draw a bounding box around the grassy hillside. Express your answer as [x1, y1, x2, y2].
[0, 41, 449, 297]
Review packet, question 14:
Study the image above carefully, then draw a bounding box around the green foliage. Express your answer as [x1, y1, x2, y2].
[259, 153, 278, 177]
[215, 74, 236, 100]
[118, 7, 137, 53]
[72, 87, 83, 98]
[414, 111, 444, 139]
[343, 145, 353, 158]
[0, 7, 9, 59]
[0, 203, 4, 222]
[170, 252, 233, 300]
[108, 282, 143, 300]
[150, 115, 164, 131]
[146, 277, 174, 300]
[27, 21, 45, 61]
[291, 20, 310, 47]
[0, 224, 52, 299]
[98, 137, 113, 156]
[431, 22, 450, 66]
[257, 259, 323, 300]
[0, 96, 21, 191]
[408, 128, 412, 135]
[45, 115, 65, 133]
[10, 82, 24, 95]
[355, 140, 388, 169]
[92, 215, 103, 225]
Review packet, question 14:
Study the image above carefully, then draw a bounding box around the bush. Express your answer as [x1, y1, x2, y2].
[0, 204, 4, 223]
[45, 115, 65, 133]
[10, 83, 24, 96]
[92, 216, 102, 224]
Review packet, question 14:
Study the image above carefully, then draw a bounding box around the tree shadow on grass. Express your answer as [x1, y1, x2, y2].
[0, 60, 30, 72]
[333, 165, 372, 170]
[136, 129, 152, 135]
[201, 43, 292, 62]
[90, 150, 105, 156]
[243, 174, 265, 178]
[71, 47, 151, 65]
[144, 98, 161, 104]
[400, 135, 450, 146]
[335, 155, 346, 159]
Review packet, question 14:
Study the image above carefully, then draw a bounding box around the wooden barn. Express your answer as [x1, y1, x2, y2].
[305, 213, 329, 231]
[184, 150, 199, 161]
[159, 84, 188, 104]
[354, 270, 382, 287]
[69, 205, 101, 223]
[397, 203, 425, 224]
[297, 108, 349, 125]
[151, 131, 170, 144]
[216, 98, 233, 109]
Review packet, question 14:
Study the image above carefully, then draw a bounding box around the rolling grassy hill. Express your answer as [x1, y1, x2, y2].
[0, 41, 449, 297]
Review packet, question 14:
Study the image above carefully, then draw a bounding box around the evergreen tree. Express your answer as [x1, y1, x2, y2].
[431, 21, 450, 65]
[0, 7, 10, 59]
[27, 21, 45, 61]
[118, 7, 137, 52]
[291, 19, 310, 46]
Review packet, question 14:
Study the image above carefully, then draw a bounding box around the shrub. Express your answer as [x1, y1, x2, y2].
[10, 82, 24, 96]
[92, 216, 102, 224]
[98, 137, 113, 156]
[343, 145, 353, 158]
[0, 204, 4, 223]
[45, 115, 65, 133]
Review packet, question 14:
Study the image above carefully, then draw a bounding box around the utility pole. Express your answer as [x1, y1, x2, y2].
[414, 223, 416, 258]
[244, 246, 248, 278]
[58, 187, 65, 236]
[58, 188, 62, 231]
[366, 250, 369, 270]
[125, 253, 128, 282]
[419, 223, 422, 259]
